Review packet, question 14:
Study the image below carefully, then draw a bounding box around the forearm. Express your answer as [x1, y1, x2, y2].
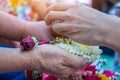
[0, 11, 50, 41]
[0, 48, 32, 73]
[0, 11, 30, 41]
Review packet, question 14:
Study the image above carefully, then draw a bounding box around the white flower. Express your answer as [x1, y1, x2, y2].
[53, 37, 102, 62]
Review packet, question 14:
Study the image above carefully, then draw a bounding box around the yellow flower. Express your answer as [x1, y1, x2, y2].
[98, 74, 110, 80]
[8, 0, 21, 8]
[82, 45, 89, 48]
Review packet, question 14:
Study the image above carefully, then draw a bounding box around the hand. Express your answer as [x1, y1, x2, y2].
[30, 44, 89, 78]
[27, 21, 56, 41]
[45, 3, 117, 46]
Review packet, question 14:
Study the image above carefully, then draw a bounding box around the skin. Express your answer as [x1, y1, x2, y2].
[45, 3, 120, 53]
[0, 5, 19, 47]
[0, 11, 89, 78]
[0, 11, 54, 41]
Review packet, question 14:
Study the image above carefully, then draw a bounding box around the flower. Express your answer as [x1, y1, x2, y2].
[54, 37, 102, 62]
[84, 75, 102, 80]
[97, 74, 109, 80]
[20, 36, 50, 51]
[42, 73, 57, 80]
[20, 36, 36, 50]
[83, 66, 97, 75]
[25, 70, 33, 79]
[103, 70, 116, 78]
[8, 0, 21, 8]
[9, 11, 18, 16]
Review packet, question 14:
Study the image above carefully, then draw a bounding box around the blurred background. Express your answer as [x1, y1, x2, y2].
[0, 0, 120, 80]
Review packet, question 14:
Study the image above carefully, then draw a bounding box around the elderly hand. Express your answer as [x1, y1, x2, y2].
[45, 3, 118, 46]
[29, 44, 89, 78]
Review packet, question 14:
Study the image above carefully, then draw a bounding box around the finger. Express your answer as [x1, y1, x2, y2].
[52, 23, 72, 36]
[77, 57, 90, 69]
[45, 11, 72, 25]
[65, 54, 90, 69]
[51, 67, 74, 78]
[47, 3, 72, 13]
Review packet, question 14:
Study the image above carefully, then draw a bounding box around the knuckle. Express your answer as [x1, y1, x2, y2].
[45, 11, 54, 20]
[52, 5, 58, 9]
[65, 25, 74, 32]
[49, 4, 58, 10]
[65, 13, 76, 20]
[48, 11, 54, 16]
[65, 13, 72, 19]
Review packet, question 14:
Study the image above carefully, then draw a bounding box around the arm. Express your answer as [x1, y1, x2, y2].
[0, 11, 30, 41]
[0, 11, 55, 41]
[0, 48, 32, 72]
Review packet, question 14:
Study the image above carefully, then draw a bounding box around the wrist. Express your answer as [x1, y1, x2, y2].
[26, 46, 43, 71]
[23, 22, 41, 40]
[0, 48, 34, 72]
[15, 48, 33, 70]
[20, 22, 37, 39]
[14, 48, 37, 71]
[25, 21, 49, 41]
[20, 21, 32, 40]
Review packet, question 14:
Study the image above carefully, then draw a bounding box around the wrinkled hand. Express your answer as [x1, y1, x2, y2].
[45, 3, 115, 46]
[30, 44, 89, 78]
